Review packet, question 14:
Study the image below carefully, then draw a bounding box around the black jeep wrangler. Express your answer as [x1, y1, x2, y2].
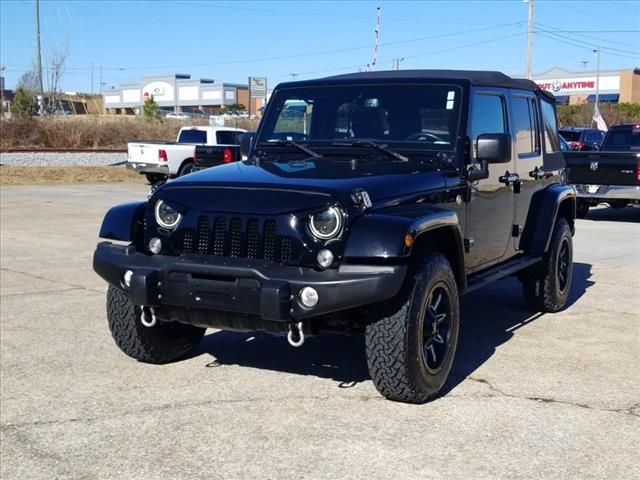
[94, 70, 576, 404]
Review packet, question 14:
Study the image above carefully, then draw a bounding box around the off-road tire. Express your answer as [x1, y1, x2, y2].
[178, 161, 195, 177]
[521, 217, 573, 313]
[145, 173, 166, 185]
[365, 253, 460, 404]
[106, 285, 205, 364]
[576, 200, 590, 219]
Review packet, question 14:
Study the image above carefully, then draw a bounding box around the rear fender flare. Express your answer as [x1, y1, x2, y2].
[519, 184, 576, 254]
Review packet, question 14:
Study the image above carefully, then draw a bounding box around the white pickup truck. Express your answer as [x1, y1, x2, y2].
[127, 126, 246, 184]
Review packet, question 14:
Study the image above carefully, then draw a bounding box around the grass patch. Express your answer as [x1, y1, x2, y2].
[0, 166, 147, 185]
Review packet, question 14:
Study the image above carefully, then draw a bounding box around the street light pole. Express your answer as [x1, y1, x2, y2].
[525, 0, 535, 79]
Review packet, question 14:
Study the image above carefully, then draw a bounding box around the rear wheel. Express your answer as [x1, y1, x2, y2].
[521, 217, 573, 313]
[365, 253, 460, 404]
[106, 286, 205, 364]
[145, 173, 166, 185]
[178, 161, 195, 177]
[576, 200, 590, 219]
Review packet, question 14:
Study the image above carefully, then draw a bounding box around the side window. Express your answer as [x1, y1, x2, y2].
[470, 94, 506, 159]
[540, 98, 560, 153]
[512, 96, 539, 156]
[216, 131, 237, 145]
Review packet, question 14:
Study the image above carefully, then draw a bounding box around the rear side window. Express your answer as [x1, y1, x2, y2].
[470, 94, 506, 158]
[604, 127, 640, 151]
[512, 96, 539, 155]
[216, 131, 241, 145]
[585, 131, 604, 144]
[540, 99, 560, 153]
[178, 129, 208, 144]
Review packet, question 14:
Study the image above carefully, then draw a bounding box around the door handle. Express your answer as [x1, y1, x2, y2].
[529, 166, 546, 179]
[499, 171, 519, 185]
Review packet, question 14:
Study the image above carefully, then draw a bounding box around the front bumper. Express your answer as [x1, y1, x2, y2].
[573, 184, 640, 202]
[126, 162, 170, 175]
[93, 242, 407, 321]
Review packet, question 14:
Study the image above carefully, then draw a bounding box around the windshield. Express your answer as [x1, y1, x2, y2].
[559, 130, 581, 142]
[257, 83, 463, 153]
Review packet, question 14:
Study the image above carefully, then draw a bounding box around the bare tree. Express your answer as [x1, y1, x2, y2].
[17, 66, 40, 93]
[43, 48, 68, 115]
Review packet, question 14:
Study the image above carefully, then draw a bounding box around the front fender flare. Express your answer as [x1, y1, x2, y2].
[343, 208, 462, 258]
[99, 201, 147, 242]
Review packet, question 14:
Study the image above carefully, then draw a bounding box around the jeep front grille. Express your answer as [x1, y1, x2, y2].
[179, 216, 295, 264]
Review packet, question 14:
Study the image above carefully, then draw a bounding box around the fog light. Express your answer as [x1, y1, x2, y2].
[316, 249, 334, 269]
[123, 270, 133, 287]
[299, 287, 319, 308]
[149, 237, 162, 254]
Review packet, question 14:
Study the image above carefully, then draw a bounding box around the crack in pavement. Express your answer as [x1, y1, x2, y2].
[462, 376, 640, 417]
[0, 267, 104, 296]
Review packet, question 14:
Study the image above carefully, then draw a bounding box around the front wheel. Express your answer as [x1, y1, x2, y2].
[521, 217, 573, 313]
[106, 286, 205, 364]
[365, 253, 460, 404]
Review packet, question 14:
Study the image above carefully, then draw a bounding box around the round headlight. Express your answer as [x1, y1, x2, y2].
[155, 200, 182, 229]
[309, 207, 342, 240]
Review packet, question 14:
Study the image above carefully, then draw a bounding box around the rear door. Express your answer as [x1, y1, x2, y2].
[509, 91, 548, 251]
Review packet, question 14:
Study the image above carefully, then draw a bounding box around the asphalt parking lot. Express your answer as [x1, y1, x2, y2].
[1, 183, 638, 480]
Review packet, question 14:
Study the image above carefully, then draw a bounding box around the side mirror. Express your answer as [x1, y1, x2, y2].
[240, 132, 255, 158]
[476, 133, 512, 164]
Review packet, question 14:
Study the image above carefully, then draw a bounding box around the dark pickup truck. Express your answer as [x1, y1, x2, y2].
[566, 124, 640, 217]
[94, 70, 575, 404]
[194, 130, 243, 171]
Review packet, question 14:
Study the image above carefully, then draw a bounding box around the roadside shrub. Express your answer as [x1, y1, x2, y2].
[557, 102, 640, 128]
[11, 87, 36, 119]
[142, 96, 162, 123]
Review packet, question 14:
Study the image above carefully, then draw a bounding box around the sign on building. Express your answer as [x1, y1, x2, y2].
[536, 75, 620, 95]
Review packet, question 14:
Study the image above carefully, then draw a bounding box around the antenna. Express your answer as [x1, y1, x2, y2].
[369, 6, 381, 71]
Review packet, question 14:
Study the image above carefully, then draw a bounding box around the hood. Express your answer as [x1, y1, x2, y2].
[167, 158, 455, 211]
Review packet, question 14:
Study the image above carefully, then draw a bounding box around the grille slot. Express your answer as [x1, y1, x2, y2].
[196, 216, 210, 255]
[212, 216, 226, 256]
[180, 216, 296, 263]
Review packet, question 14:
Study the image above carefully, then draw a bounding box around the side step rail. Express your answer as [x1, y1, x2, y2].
[464, 255, 543, 294]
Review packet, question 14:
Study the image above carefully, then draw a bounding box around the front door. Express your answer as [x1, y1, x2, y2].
[464, 90, 516, 272]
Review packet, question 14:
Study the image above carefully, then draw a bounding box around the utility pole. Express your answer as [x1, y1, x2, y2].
[525, 0, 535, 79]
[392, 58, 405, 70]
[593, 47, 601, 127]
[35, 0, 44, 112]
[369, 6, 381, 71]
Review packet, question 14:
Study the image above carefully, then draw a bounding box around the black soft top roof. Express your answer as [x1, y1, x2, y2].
[277, 69, 544, 93]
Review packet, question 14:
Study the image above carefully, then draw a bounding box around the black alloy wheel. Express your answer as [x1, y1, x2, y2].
[422, 284, 453, 374]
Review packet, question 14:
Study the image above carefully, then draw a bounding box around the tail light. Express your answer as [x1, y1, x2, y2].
[158, 149, 168, 162]
[223, 148, 232, 163]
[637, 158, 640, 181]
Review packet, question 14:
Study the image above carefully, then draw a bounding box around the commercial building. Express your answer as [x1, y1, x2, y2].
[531, 67, 640, 105]
[102, 74, 267, 115]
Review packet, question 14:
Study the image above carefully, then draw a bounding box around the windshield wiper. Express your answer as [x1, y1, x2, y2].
[332, 140, 409, 162]
[258, 140, 322, 158]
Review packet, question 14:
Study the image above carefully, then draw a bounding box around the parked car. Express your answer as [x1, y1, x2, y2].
[95, 70, 575, 404]
[566, 123, 640, 217]
[559, 127, 605, 151]
[127, 126, 246, 184]
[165, 112, 191, 120]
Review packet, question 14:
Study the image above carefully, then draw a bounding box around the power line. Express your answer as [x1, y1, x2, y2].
[534, 24, 640, 55]
[534, 21, 640, 49]
[535, 32, 640, 60]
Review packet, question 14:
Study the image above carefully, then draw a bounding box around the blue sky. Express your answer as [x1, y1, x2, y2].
[1, 0, 638, 92]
